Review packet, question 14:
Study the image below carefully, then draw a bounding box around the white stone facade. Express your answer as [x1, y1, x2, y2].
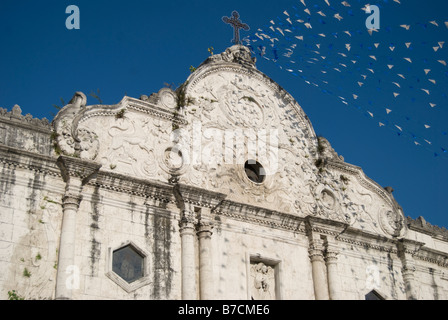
[0, 45, 447, 300]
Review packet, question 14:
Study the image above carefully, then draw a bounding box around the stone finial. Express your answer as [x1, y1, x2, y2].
[384, 186, 394, 194]
[200, 45, 257, 68]
[68, 92, 87, 110]
[417, 216, 427, 227]
[12, 104, 22, 117]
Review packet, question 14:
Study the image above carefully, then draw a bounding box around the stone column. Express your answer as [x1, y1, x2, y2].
[55, 156, 101, 300]
[179, 210, 197, 300]
[309, 238, 330, 300]
[324, 238, 341, 300]
[197, 221, 214, 300]
[55, 192, 82, 299]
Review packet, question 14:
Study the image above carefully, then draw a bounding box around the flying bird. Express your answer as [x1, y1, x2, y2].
[334, 13, 343, 21]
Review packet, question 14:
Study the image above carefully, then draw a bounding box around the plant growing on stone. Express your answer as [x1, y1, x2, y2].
[176, 81, 194, 110]
[50, 131, 59, 141]
[51, 97, 66, 117]
[89, 89, 103, 104]
[115, 109, 126, 119]
[8, 290, 24, 300]
[53, 141, 63, 156]
[317, 140, 325, 154]
[23, 268, 31, 278]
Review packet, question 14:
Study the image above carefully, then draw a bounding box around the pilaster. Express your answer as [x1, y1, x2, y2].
[324, 237, 341, 300]
[308, 236, 329, 300]
[197, 216, 214, 300]
[398, 239, 424, 300]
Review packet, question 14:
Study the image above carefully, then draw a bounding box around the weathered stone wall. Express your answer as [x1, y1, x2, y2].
[337, 242, 406, 299]
[0, 106, 52, 156]
[71, 184, 181, 300]
[0, 151, 64, 300]
[211, 216, 314, 300]
[1, 147, 448, 300]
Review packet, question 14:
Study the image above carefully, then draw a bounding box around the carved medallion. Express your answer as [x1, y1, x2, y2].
[320, 189, 336, 210]
[163, 147, 184, 172]
[379, 208, 406, 238]
[158, 88, 177, 110]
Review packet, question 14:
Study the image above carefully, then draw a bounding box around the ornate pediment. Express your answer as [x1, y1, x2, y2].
[50, 45, 409, 239]
[52, 89, 186, 184]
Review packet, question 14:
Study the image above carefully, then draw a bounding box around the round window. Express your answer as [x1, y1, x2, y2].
[244, 160, 266, 184]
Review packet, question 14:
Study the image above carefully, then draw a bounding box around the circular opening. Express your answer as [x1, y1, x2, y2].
[244, 160, 266, 184]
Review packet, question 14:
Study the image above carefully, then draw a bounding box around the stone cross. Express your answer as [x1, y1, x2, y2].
[222, 11, 250, 45]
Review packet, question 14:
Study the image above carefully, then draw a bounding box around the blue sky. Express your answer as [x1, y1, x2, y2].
[1, 0, 447, 228]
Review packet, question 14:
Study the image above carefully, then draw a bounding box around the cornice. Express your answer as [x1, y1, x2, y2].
[0, 106, 52, 132]
[326, 159, 395, 208]
[213, 199, 307, 233]
[406, 216, 448, 241]
[0, 144, 60, 177]
[88, 170, 176, 204]
[56, 155, 102, 183]
[175, 183, 227, 209]
[77, 96, 187, 126]
[412, 245, 448, 269]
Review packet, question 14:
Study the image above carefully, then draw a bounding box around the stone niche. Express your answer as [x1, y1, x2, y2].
[248, 255, 281, 300]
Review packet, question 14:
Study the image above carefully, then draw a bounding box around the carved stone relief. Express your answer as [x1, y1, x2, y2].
[157, 88, 177, 111]
[101, 116, 158, 177]
[52, 92, 99, 160]
[180, 70, 318, 214]
[379, 208, 406, 238]
[250, 262, 276, 300]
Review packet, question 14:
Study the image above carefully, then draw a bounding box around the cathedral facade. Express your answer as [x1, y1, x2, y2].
[1, 45, 448, 300]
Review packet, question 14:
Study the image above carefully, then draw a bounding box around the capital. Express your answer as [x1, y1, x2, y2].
[179, 210, 196, 234]
[402, 264, 416, 277]
[62, 193, 82, 210]
[308, 242, 325, 263]
[196, 221, 214, 238]
[325, 250, 339, 265]
[324, 241, 339, 264]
